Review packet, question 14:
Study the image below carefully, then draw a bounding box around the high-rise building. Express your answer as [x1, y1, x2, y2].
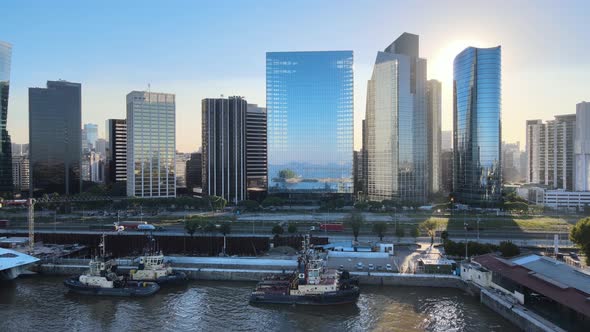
[575, 102, 590, 191]
[440, 150, 453, 194]
[29, 80, 82, 195]
[441, 130, 452, 151]
[353, 150, 364, 196]
[201, 97, 247, 204]
[95, 138, 107, 157]
[0, 41, 13, 195]
[427, 79, 442, 194]
[106, 119, 127, 184]
[246, 104, 267, 196]
[526, 115, 576, 190]
[453, 46, 502, 204]
[126, 91, 176, 198]
[267, 51, 353, 195]
[185, 152, 202, 192]
[11, 143, 29, 193]
[175, 152, 188, 189]
[365, 33, 428, 203]
[83, 123, 98, 151]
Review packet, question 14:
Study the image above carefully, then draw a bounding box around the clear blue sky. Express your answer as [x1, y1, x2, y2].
[2, 0, 589, 152]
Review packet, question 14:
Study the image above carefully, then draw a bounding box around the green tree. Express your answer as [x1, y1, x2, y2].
[287, 224, 297, 234]
[208, 196, 227, 211]
[410, 226, 420, 239]
[420, 219, 438, 245]
[498, 241, 520, 258]
[278, 169, 297, 179]
[272, 224, 284, 236]
[262, 196, 284, 207]
[238, 200, 260, 211]
[570, 217, 590, 265]
[348, 212, 364, 241]
[354, 201, 368, 211]
[372, 222, 388, 241]
[368, 201, 383, 211]
[184, 219, 200, 238]
[440, 230, 449, 242]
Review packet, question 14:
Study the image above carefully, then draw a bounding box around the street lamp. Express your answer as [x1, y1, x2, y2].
[464, 221, 469, 260]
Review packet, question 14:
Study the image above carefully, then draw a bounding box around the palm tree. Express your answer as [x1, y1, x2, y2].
[420, 219, 438, 246]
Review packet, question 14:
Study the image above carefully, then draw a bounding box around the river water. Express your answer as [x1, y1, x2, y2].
[1, 277, 518, 332]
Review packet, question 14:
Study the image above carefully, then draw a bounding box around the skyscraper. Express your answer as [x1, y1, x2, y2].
[365, 33, 428, 203]
[0, 41, 13, 195]
[202, 97, 247, 204]
[185, 152, 202, 192]
[575, 102, 590, 191]
[246, 104, 267, 196]
[453, 46, 502, 204]
[106, 119, 127, 184]
[29, 80, 82, 195]
[83, 123, 98, 151]
[526, 115, 576, 190]
[427, 79, 442, 194]
[441, 130, 453, 151]
[266, 51, 353, 195]
[126, 91, 176, 198]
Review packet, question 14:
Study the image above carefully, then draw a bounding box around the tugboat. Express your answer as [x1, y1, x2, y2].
[250, 235, 360, 305]
[63, 234, 160, 297]
[129, 252, 187, 285]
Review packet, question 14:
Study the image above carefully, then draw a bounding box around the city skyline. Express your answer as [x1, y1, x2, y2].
[1, 1, 589, 152]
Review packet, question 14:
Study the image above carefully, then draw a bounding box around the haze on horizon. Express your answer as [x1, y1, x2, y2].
[1, 0, 588, 152]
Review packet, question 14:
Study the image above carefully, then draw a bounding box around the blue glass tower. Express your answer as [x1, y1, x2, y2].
[453, 46, 502, 204]
[266, 51, 353, 194]
[0, 41, 13, 195]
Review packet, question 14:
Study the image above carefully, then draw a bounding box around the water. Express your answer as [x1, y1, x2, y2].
[0, 277, 517, 332]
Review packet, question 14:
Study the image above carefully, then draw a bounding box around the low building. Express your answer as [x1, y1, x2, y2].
[415, 256, 455, 274]
[517, 186, 590, 209]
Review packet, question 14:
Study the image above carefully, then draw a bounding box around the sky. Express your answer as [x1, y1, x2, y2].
[1, 0, 589, 152]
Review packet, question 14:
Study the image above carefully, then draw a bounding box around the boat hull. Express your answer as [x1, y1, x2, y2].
[63, 277, 160, 297]
[250, 287, 360, 305]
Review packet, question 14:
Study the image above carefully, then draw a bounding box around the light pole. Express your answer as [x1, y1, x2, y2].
[464, 220, 469, 260]
[477, 216, 480, 241]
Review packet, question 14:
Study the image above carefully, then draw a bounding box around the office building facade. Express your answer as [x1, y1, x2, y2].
[0, 41, 13, 194]
[453, 46, 502, 204]
[526, 114, 576, 190]
[427, 79, 442, 194]
[185, 152, 202, 191]
[575, 102, 590, 191]
[83, 123, 98, 151]
[267, 51, 353, 195]
[202, 97, 247, 204]
[126, 91, 176, 198]
[365, 33, 428, 203]
[29, 81, 82, 195]
[106, 119, 127, 184]
[246, 104, 267, 194]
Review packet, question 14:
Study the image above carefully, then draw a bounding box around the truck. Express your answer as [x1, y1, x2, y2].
[115, 221, 156, 231]
[319, 223, 344, 232]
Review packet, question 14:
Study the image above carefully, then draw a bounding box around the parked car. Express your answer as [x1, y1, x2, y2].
[356, 262, 364, 270]
[376, 265, 383, 271]
[386, 264, 393, 271]
[368, 264, 375, 271]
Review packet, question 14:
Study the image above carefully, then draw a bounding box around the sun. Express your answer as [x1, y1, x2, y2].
[429, 40, 486, 82]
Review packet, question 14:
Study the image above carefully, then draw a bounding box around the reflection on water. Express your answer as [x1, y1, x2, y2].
[0, 277, 517, 331]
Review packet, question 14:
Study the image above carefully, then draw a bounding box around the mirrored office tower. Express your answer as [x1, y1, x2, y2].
[575, 102, 590, 191]
[453, 46, 502, 204]
[0, 41, 13, 194]
[126, 91, 176, 198]
[365, 33, 428, 203]
[267, 51, 353, 195]
[29, 81, 82, 195]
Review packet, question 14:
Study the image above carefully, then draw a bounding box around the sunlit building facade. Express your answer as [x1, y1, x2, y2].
[365, 33, 428, 203]
[427, 79, 442, 194]
[575, 102, 590, 191]
[266, 51, 353, 195]
[453, 46, 502, 204]
[0, 41, 13, 194]
[126, 91, 176, 198]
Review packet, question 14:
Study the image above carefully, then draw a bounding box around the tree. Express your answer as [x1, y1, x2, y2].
[410, 226, 420, 239]
[348, 212, 364, 241]
[262, 196, 284, 208]
[354, 201, 368, 211]
[440, 230, 449, 242]
[278, 169, 297, 179]
[372, 222, 388, 241]
[184, 219, 200, 238]
[238, 200, 260, 211]
[287, 224, 297, 234]
[498, 241, 520, 258]
[420, 219, 438, 246]
[570, 217, 590, 265]
[368, 201, 383, 211]
[208, 196, 227, 211]
[272, 224, 284, 236]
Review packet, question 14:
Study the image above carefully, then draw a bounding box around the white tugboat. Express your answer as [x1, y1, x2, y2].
[63, 234, 160, 297]
[130, 252, 187, 285]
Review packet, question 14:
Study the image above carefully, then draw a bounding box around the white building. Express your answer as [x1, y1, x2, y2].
[126, 91, 176, 198]
[575, 101, 590, 191]
[517, 186, 590, 209]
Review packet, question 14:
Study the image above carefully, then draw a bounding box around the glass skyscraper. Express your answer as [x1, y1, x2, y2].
[0, 41, 13, 195]
[266, 51, 353, 194]
[453, 46, 502, 204]
[126, 91, 176, 198]
[365, 33, 428, 204]
[29, 81, 82, 195]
